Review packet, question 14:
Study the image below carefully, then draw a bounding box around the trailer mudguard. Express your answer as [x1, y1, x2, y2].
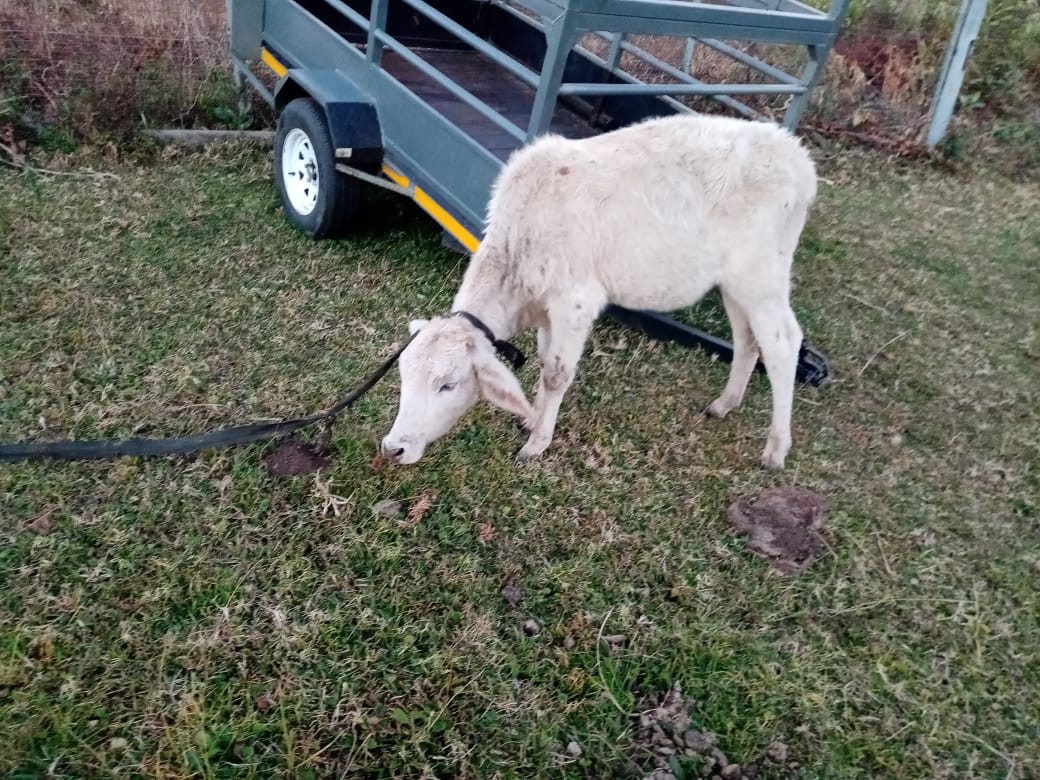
[274, 69, 383, 172]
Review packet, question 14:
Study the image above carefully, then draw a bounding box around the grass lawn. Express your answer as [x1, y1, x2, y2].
[1, 141, 1037, 779]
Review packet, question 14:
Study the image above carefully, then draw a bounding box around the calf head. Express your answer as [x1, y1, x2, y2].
[381, 317, 533, 464]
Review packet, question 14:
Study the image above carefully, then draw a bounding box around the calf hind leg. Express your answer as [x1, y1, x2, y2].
[707, 290, 759, 418]
[746, 303, 803, 470]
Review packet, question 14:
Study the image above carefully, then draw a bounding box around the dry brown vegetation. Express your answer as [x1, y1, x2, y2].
[1, 0, 1038, 161]
[0, 0, 235, 140]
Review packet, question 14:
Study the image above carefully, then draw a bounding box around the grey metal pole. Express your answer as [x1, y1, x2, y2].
[781, 44, 820, 130]
[927, 0, 989, 148]
[368, 0, 391, 65]
[781, 0, 851, 129]
[527, 17, 577, 140]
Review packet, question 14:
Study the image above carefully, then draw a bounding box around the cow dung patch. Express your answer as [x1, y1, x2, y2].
[622, 682, 796, 779]
[728, 486, 829, 575]
[262, 439, 330, 477]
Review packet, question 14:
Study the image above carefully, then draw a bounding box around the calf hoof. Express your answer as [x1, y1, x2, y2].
[758, 443, 789, 471]
[516, 438, 550, 462]
[705, 396, 736, 418]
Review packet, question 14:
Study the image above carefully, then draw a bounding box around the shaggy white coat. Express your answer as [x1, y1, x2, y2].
[382, 112, 817, 468]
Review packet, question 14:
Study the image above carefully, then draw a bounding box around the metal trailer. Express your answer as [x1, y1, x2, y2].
[228, 0, 850, 385]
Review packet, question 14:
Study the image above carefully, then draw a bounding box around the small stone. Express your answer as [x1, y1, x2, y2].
[909, 528, 938, 549]
[711, 747, 731, 767]
[684, 730, 716, 750]
[256, 693, 275, 712]
[566, 740, 582, 758]
[27, 510, 53, 535]
[720, 764, 742, 780]
[372, 498, 402, 518]
[766, 741, 788, 763]
[523, 618, 541, 636]
[657, 746, 676, 756]
[500, 583, 524, 606]
[563, 634, 576, 651]
[109, 737, 128, 751]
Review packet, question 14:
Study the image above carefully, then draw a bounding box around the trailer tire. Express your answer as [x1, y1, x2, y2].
[274, 98, 360, 239]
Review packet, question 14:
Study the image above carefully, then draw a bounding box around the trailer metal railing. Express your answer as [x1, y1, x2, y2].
[487, 0, 848, 134]
[257, 0, 848, 153]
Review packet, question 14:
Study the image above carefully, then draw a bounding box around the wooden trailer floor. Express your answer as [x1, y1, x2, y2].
[381, 49, 597, 160]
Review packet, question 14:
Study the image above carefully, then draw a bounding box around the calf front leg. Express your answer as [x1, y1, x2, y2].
[517, 314, 594, 461]
[522, 325, 551, 433]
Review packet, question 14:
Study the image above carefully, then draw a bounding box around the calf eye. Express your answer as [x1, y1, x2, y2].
[438, 382, 456, 393]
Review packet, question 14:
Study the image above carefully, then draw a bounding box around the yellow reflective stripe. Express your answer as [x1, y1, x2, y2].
[381, 164, 480, 253]
[380, 164, 410, 190]
[261, 48, 287, 78]
[414, 188, 480, 253]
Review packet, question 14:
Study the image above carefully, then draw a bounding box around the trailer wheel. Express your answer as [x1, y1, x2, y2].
[274, 98, 360, 239]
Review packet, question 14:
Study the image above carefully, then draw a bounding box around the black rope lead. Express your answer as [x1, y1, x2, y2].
[0, 334, 415, 464]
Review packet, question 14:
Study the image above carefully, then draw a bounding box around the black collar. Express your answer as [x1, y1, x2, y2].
[452, 311, 527, 369]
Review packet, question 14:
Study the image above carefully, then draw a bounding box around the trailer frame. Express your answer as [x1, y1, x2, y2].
[228, 0, 848, 385]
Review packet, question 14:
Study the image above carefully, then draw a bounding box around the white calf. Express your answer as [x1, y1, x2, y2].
[381, 112, 818, 468]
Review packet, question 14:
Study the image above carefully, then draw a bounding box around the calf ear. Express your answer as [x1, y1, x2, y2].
[408, 319, 429, 335]
[474, 352, 534, 420]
